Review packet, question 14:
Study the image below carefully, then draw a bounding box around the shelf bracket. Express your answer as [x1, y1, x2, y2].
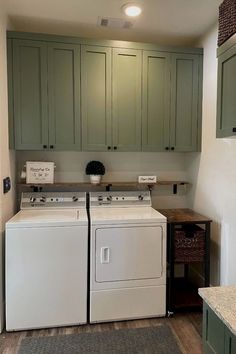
[173, 184, 177, 194]
[106, 184, 112, 192]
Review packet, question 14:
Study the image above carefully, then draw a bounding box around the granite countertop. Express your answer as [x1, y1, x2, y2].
[199, 285, 236, 335]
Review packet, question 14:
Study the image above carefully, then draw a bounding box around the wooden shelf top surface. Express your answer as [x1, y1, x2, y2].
[158, 208, 212, 223]
[17, 180, 189, 187]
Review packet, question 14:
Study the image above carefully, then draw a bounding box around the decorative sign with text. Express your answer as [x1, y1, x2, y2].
[26, 161, 55, 184]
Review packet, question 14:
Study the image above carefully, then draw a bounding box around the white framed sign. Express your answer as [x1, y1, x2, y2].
[26, 161, 55, 184]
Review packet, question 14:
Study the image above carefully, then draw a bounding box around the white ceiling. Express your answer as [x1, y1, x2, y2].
[2, 0, 222, 46]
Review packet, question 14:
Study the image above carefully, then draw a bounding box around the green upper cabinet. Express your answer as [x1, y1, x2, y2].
[142, 51, 201, 152]
[142, 51, 171, 151]
[48, 43, 81, 150]
[8, 32, 203, 152]
[11, 39, 81, 150]
[217, 43, 236, 138]
[12, 40, 48, 150]
[170, 54, 200, 152]
[81, 45, 112, 151]
[81, 46, 142, 152]
[112, 48, 142, 151]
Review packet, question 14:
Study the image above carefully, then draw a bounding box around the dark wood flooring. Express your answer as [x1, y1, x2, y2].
[0, 312, 203, 354]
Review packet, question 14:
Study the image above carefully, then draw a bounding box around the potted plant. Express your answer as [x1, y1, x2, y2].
[85, 161, 105, 185]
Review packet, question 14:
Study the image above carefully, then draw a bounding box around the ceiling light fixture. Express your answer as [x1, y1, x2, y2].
[122, 3, 142, 17]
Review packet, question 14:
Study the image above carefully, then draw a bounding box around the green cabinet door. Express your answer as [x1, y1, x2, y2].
[170, 54, 199, 152]
[112, 48, 142, 151]
[217, 45, 236, 138]
[48, 43, 81, 150]
[142, 51, 171, 151]
[203, 303, 225, 354]
[225, 327, 236, 354]
[81, 45, 112, 151]
[13, 40, 48, 150]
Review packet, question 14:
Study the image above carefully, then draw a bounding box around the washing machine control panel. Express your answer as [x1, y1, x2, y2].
[21, 192, 86, 209]
[91, 191, 151, 207]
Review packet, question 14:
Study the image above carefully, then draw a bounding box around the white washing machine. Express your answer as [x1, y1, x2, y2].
[89, 191, 167, 323]
[6, 192, 88, 331]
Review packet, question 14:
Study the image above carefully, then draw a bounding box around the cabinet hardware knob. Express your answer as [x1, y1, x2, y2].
[165, 147, 169, 150]
[43, 145, 47, 149]
[171, 147, 175, 151]
[107, 146, 111, 150]
[232, 127, 236, 133]
[114, 146, 117, 150]
[50, 145, 54, 149]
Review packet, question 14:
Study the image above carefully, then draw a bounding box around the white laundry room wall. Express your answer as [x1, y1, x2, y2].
[0, 3, 16, 332]
[186, 23, 236, 286]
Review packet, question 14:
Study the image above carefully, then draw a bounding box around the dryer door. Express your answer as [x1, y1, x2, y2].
[95, 225, 164, 282]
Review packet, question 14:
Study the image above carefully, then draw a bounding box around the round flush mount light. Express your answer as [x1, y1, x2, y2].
[122, 3, 142, 17]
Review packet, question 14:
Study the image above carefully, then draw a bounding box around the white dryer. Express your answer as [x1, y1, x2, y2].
[89, 191, 166, 323]
[6, 192, 88, 331]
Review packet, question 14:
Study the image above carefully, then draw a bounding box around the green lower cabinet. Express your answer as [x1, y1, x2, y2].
[203, 302, 236, 354]
[225, 327, 236, 354]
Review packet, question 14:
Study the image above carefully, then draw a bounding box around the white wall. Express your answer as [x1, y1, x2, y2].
[0, 3, 16, 331]
[17, 150, 189, 209]
[186, 24, 236, 286]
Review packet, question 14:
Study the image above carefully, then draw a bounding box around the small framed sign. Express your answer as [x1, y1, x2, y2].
[26, 161, 55, 184]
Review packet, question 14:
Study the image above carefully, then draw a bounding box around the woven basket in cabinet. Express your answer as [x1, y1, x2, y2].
[218, 0, 236, 46]
[174, 224, 205, 263]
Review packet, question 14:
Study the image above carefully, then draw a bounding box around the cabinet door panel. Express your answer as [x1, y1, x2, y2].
[170, 54, 199, 152]
[112, 48, 142, 151]
[142, 51, 170, 151]
[203, 303, 225, 354]
[13, 40, 48, 150]
[217, 46, 236, 138]
[48, 43, 81, 150]
[225, 327, 236, 354]
[81, 45, 112, 151]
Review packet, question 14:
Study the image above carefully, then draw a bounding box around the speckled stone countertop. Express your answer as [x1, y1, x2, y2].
[199, 286, 236, 335]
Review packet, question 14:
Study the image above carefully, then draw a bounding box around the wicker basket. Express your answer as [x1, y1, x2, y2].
[174, 225, 205, 263]
[218, 0, 236, 46]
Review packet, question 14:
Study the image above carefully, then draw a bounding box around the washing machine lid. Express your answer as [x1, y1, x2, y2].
[6, 209, 88, 228]
[90, 207, 166, 225]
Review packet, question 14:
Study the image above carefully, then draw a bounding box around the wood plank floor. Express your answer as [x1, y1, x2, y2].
[0, 312, 203, 354]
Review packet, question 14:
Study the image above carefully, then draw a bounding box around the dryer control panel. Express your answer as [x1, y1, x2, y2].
[90, 191, 151, 208]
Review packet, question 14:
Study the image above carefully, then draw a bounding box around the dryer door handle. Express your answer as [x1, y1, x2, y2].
[100, 247, 110, 264]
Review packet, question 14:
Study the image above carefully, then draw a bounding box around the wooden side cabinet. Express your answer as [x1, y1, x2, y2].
[158, 208, 211, 315]
[203, 302, 236, 354]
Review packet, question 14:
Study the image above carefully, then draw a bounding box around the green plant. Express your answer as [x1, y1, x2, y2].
[85, 161, 105, 175]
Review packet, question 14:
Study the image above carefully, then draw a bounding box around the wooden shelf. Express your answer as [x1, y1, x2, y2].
[17, 181, 189, 194]
[17, 180, 189, 187]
